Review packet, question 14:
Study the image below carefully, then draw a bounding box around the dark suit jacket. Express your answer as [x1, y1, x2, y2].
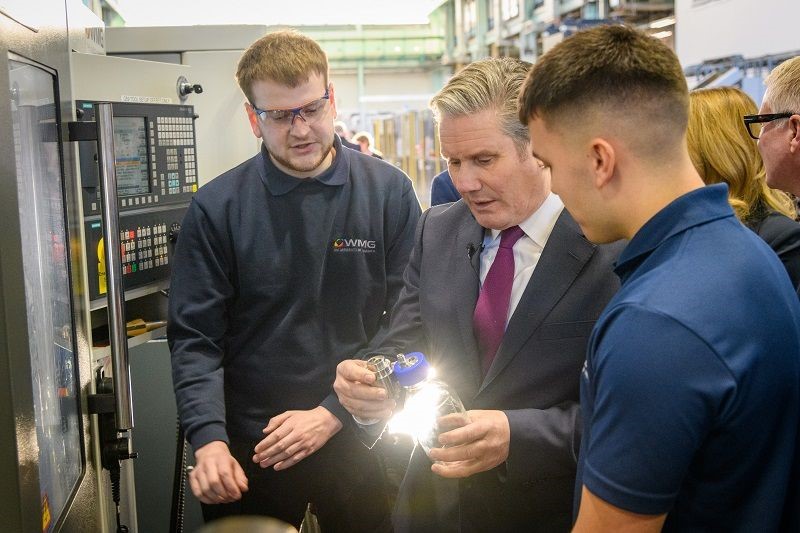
[430, 169, 461, 206]
[746, 209, 800, 290]
[373, 201, 623, 532]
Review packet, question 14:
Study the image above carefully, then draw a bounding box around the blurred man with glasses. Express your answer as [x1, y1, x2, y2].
[168, 29, 420, 531]
[745, 56, 800, 199]
[745, 55, 800, 530]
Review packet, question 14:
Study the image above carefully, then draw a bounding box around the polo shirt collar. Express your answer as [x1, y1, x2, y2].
[258, 134, 349, 196]
[615, 183, 735, 279]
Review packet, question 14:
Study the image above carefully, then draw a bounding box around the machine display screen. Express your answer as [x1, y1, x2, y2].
[113, 116, 149, 196]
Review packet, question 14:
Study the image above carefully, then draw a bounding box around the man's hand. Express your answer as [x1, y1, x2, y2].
[333, 359, 396, 420]
[190, 440, 249, 504]
[428, 409, 511, 479]
[252, 406, 342, 471]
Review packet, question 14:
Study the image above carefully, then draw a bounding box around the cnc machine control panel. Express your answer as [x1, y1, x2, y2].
[76, 100, 198, 216]
[76, 101, 197, 303]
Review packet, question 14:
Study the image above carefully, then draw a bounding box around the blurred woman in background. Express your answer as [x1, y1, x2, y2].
[687, 86, 800, 288]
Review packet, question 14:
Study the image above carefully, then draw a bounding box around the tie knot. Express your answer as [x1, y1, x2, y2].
[499, 225, 525, 249]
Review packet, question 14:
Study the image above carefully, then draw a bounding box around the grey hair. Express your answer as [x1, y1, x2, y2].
[430, 57, 532, 153]
[765, 56, 800, 114]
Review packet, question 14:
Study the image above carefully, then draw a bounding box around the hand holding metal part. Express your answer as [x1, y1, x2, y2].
[428, 409, 511, 479]
[334, 358, 398, 421]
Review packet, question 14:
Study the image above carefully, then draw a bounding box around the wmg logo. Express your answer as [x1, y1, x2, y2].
[333, 237, 377, 253]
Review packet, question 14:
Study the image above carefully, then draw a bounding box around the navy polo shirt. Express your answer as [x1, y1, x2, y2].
[576, 184, 800, 531]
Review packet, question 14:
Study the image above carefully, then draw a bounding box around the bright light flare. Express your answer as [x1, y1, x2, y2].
[387, 382, 441, 444]
[386, 365, 469, 456]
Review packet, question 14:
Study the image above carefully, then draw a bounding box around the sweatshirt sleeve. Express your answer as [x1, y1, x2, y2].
[167, 198, 234, 450]
[368, 175, 422, 350]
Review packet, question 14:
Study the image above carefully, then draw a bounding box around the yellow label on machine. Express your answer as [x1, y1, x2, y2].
[97, 238, 107, 295]
[41, 493, 51, 532]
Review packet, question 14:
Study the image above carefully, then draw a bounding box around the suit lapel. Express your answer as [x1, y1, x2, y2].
[451, 209, 484, 391]
[479, 210, 596, 392]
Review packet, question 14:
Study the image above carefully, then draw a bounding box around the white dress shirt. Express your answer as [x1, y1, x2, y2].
[478, 193, 564, 326]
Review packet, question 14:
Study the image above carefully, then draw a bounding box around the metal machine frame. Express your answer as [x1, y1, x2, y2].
[0, 4, 103, 531]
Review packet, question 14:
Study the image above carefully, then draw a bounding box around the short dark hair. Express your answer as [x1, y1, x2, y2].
[519, 25, 688, 154]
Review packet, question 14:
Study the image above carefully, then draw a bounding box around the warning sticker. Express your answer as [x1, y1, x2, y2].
[97, 238, 107, 295]
[42, 493, 51, 532]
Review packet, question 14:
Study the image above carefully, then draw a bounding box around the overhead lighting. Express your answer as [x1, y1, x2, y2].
[649, 16, 675, 29]
[651, 30, 674, 40]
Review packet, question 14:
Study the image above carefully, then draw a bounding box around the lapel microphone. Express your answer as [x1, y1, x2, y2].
[466, 242, 484, 260]
[467, 242, 484, 274]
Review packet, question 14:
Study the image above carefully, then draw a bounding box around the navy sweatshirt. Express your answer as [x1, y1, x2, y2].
[168, 136, 421, 449]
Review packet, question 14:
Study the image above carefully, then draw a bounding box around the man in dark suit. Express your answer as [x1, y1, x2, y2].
[430, 169, 460, 206]
[334, 58, 622, 532]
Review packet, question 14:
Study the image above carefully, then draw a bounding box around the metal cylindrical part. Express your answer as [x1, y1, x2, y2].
[352, 354, 400, 428]
[367, 355, 400, 400]
[96, 102, 133, 430]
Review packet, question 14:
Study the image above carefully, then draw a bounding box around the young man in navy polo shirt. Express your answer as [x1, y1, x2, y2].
[520, 25, 800, 531]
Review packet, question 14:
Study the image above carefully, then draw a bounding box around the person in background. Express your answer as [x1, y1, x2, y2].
[750, 56, 800, 199]
[748, 55, 800, 530]
[168, 29, 421, 531]
[429, 169, 461, 206]
[334, 120, 360, 151]
[521, 24, 800, 532]
[335, 57, 622, 532]
[354, 130, 384, 159]
[687, 86, 800, 288]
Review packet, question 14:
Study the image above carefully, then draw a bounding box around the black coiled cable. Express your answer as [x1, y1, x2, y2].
[169, 417, 188, 533]
[109, 463, 129, 533]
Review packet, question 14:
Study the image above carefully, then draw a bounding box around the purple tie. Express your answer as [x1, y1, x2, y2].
[473, 225, 525, 375]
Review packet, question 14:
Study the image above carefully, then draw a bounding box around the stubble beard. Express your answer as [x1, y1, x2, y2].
[271, 138, 334, 175]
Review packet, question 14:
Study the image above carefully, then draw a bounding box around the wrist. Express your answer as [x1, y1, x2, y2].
[317, 406, 343, 434]
[195, 440, 229, 459]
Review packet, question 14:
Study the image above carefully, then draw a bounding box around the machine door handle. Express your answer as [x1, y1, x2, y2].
[95, 102, 134, 431]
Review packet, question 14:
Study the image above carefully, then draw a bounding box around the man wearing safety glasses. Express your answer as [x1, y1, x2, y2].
[168, 29, 420, 531]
